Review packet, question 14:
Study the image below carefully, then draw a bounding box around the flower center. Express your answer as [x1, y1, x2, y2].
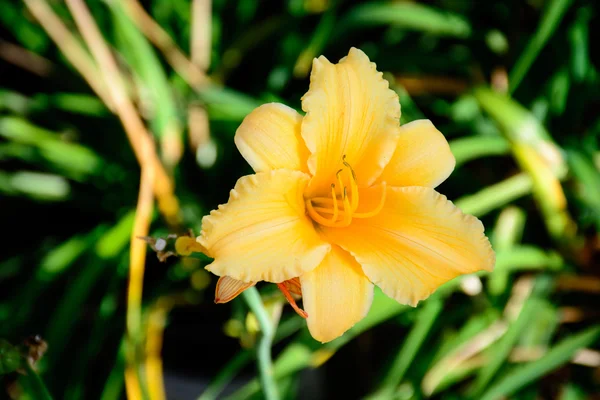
[305, 156, 387, 228]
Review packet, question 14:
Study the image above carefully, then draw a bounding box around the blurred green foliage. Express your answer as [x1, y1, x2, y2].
[1, 0, 599, 399]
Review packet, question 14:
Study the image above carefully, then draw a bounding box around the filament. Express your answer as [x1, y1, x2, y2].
[353, 182, 387, 219]
[343, 156, 359, 212]
[329, 184, 338, 223]
[277, 283, 308, 318]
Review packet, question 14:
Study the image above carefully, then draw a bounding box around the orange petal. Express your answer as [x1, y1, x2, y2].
[301, 48, 400, 196]
[322, 186, 495, 306]
[234, 103, 309, 173]
[300, 246, 374, 343]
[199, 170, 331, 282]
[215, 276, 256, 304]
[378, 119, 455, 188]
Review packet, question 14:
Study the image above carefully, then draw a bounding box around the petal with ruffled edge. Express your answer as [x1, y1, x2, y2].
[200, 170, 331, 283]
[378, 119, 455, 188]
[300, 245, 373, 343]
[322, 186, 495, 306]
[301, 48, 400, 196]
[235, 103, 309, 173]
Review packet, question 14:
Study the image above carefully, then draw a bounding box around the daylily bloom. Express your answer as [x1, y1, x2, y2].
[199, 48, 495, 343]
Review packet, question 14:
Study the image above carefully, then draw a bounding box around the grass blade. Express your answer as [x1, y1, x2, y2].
[470, 297, 544, 396]
[340, 2, 471, 38]
[480, 326, 600, 400]
[369, 295, 443, 398]
[509, 0, 573, 92]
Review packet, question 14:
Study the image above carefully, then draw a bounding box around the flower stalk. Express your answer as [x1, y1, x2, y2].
[241, 287, 279, 400]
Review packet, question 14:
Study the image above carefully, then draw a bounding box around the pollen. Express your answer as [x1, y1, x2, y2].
[306, 156, 387, 227]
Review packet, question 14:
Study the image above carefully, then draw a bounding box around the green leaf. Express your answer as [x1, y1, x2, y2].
[197, 85, 262, 122]
[18, 361, 54, 400]
[455, 173, 533, 217]
[450, 136, 510, 167]
[0, 339, 21, 375]
[567, 149, 600, 230]
[568, 8, 592, 82]
[0, 117, 103, 179]
[340, 2, 471, 38]
[509, 0, 574, 92]
[470, 297, 545, 396]
[480, 326, 600, 400]
[369, 295, 444, 398]
[107, 0, 183, 165]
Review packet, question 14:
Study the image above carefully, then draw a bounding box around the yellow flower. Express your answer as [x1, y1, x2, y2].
[199, 48, 495, 343]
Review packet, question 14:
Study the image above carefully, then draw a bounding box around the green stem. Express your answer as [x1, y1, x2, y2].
[227, 289, 408, 400]
[19, 362, 53, 400]
[198, 317, 303, 400]
[241, 287, 279, 400]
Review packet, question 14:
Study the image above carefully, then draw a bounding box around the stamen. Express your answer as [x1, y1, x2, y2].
[305, 157, 384, 227]
[353, 182, 387, 218]
[339, 187, 353, 227]
[277, 283, 308, 318]
[342, 156, 359, 212]
[309, 197, 341, 206]
[311, 206, 344, 214]
[329, 184, 339, 223]
[336, 169, 345, 197]
[306, 200, 342, 228]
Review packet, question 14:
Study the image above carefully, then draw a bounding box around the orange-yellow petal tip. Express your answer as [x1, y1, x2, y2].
[322, 186, 494, 308]
[301, 46, 401, 193]
[378, 119, 456, 188]
[301, 247, 374, 343]
[234, 103, 309, 173]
